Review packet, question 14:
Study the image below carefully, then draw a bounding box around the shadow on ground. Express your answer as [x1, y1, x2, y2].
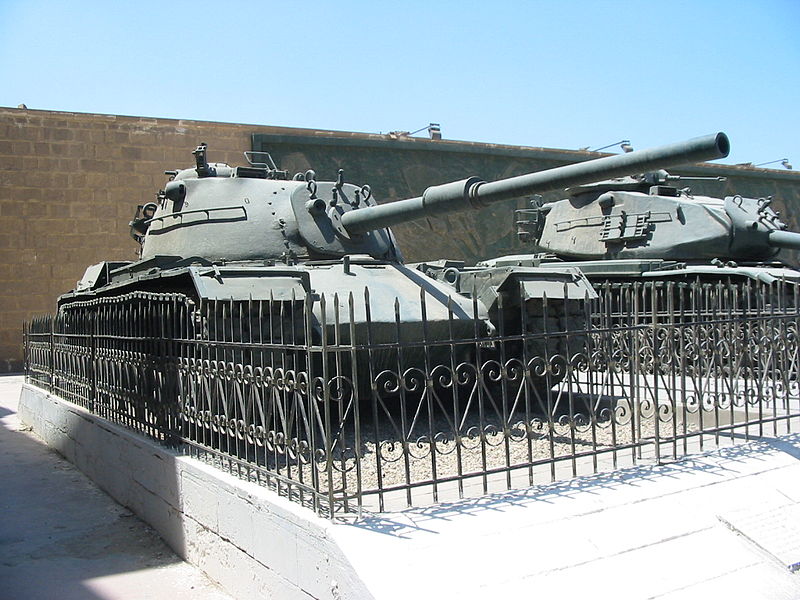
[0, 377, 227, 600]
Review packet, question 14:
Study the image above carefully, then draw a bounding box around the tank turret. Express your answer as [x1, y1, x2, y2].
[514, 166, 800, 284]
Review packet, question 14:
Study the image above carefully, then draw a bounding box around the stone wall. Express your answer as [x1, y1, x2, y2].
[2, 106, 800, 370]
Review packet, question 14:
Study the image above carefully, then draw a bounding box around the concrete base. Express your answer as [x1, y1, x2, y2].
[18, 383, 372, 600]
[1, 376, 234, 600]
[19, 382, 800, 600]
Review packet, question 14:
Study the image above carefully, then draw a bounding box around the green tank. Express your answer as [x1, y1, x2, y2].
[503, 168, 800, 284]
[59, 133, 730, 394]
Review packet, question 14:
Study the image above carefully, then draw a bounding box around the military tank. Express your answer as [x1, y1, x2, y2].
[498, 168, 800, 285]
[58, 133, 730, 398]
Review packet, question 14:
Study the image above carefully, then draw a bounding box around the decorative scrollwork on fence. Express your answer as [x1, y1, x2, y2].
[22, 280, 800, 516]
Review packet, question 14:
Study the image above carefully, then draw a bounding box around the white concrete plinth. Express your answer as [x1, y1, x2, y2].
[18, 383, 800, 600]
[18, 383, 372, 600]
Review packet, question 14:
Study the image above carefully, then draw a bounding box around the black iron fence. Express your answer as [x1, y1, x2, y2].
[24, 278, 800, 517]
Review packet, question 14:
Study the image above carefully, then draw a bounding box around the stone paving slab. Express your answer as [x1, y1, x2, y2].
[331, 429, 800, 599]
[0, 375, 233, 600]
[720, 503, 800, 572]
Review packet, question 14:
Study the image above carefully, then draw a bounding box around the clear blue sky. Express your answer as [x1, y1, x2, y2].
[1, 0, 797, 166]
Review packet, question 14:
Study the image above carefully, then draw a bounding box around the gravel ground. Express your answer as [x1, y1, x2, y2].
[317, 400, 699, 497]
[186, 391, 705, 511]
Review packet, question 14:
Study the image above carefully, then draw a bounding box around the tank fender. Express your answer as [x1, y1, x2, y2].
[187, 266, 311, 301]
[457, 266, 597, 314]
[75, 261, 134, 291]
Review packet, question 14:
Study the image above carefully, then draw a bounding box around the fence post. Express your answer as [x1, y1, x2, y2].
[651, 282, 661, 465]
[49, 315, 55, 393]
[90, 311, 97, 413]
[22, 320, 28, 383]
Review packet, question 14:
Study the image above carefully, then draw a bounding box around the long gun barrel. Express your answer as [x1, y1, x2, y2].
[341, 132, 730, 235]
[768, 230, 800, 252]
